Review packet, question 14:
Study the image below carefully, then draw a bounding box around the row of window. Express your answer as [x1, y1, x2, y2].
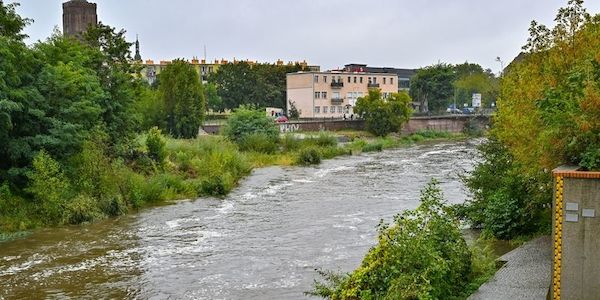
[314, 75, 395, 85]
[314, 106, 348, 114]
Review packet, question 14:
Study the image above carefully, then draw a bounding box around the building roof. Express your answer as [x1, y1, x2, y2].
[344, 64, 416, 79]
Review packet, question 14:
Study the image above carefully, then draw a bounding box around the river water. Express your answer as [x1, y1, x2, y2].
[0, 140, 480, 300]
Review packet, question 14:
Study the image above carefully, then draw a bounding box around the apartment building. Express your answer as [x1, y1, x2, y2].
[140, 58, 318, 85]
[287, 71, 399, 118]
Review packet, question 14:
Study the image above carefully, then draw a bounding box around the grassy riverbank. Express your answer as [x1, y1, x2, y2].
[0, 130, 468, 240]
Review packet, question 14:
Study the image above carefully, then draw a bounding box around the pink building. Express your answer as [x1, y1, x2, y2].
[286, 71, 400, 118]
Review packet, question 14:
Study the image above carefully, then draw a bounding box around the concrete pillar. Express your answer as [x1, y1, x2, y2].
[552, 166, 600, 299]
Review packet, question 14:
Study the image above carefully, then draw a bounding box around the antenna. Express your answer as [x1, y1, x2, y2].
[204, 45, 207, 61]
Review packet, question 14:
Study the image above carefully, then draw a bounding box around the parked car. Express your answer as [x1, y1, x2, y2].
[462, 107, 475, 114]
[275, 115, 288, 123]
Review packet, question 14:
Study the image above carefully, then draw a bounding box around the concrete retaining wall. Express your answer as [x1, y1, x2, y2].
[202, 115, 490, 135]
[551, 167, 600, 300]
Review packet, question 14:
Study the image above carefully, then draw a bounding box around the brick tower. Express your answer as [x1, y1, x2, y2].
[62, 0, 97, 37]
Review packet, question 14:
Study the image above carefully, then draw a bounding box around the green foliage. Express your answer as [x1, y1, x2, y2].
[238, 133, 279, 154]
[146, 127, 167, 166]
[494, 0, 600, 171]
[305, 133, 338, 147]
[0, 2, 31, 40]
[580, 146, 600, 170]
[296, 148, 322, 165]
[26, 150, 71, 225]
[311, 180, 472, 299]
[362, 142, 383, 152]
[354, 89, 413, 136]
[410, 63, 456, 113]
[209, 62, 305, 110]
[223, 106, 279, 144]
[459, 139, 552, 239]
[288, 100, 300, 120]
[159, 59, 206, 138]
[204, 82, 223, 111]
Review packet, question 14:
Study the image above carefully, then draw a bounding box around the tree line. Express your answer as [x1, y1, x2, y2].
[410, 62, 499, 113]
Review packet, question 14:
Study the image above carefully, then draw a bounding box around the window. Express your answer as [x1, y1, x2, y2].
[357, 92, 364, 98]
[354, 77, 357, 83]
[323, 106, 328, 113]
[390, 77, 394, 85]
[373, 77, 377, 84]
[383, 77, 387, 85]
[314, 75, 319, 83]
[314, 106, 320, 113]
[314, 91, 320, 99]
[332, 92, 340, 99]
[337, 76, 342, 82]
[347, 92, 353, 99]
[322, 91, 327, 99]
[348, 76, 351, 83]
[360, 77, 363, 83]
[368, 77, 372, 84]
[324, 76, 327, 83]
[338, 106, 343, 113]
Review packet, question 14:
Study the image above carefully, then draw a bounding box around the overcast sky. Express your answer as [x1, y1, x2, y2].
[11, 0, 600, 73]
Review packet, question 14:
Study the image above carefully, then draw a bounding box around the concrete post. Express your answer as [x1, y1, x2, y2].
[551, 166, 600, 299]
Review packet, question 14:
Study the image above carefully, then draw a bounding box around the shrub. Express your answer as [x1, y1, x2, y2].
[223, 106, 279, 144]
[310, 180, 472, 299]
[280, 134, 301, 152]
[362, 142, 383, 152]
[238, 132, 279, 154]
[26, 150, 71, 225]
[146, 127, 167, 166]
[65, 194, 103, 224]
[306, 133, 338, 147]
[460, 138, 552, 239]
[354, 89, 413, 136]
[296, 148, 322, 165]
[580, 146, 600, 171]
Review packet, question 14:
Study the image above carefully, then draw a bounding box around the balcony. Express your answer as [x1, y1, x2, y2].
[331, 81, 344, 89]
[331, 97, 344, 105]
[367, 83, 380, 88]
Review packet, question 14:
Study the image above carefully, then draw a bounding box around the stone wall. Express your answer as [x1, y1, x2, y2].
[202, 115, 490, 135]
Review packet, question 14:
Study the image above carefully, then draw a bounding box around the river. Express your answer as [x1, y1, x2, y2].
[0, 140, 480, 299]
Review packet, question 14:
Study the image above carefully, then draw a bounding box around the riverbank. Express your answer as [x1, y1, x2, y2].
[0, 130, 471, 241]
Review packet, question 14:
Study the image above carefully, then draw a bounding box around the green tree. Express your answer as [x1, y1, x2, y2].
[209, 62, 304, 110]
[204, 82, 223, 111]
[354, 89, 413, 136]
[223, 106, 279, 144]
[288, 100, 300, 120]
[0, 1, 30, 40]
[83, 23, 140, 149]
[159, 59, 206, 138]
[409, 63, 456, 113]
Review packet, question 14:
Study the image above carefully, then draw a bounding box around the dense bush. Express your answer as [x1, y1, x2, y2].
[305, 133, 338, 147]
[362, 142, 383, 152]
[459, 138, 552, 239]
[296, 148, 322, 165]
[311, 180, 472, 299]
[354, 89, 413, 136]
[238, 133, 279, 154]
[146, 127, 167, 166]
[223, 106, 279, 144]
